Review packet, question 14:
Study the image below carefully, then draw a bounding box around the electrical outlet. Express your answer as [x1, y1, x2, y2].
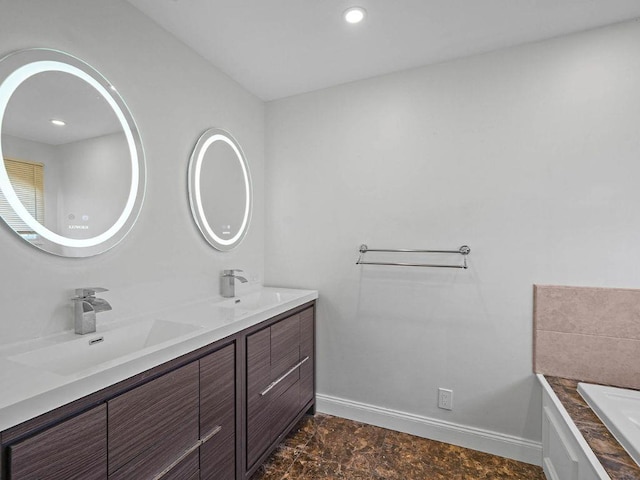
[438, 388, 453, 410]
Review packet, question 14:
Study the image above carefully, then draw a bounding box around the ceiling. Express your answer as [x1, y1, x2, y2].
[126, 0, 640, 101]
[4, 71, 121, 146]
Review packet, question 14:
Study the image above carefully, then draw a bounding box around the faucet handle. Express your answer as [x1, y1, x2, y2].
[222, 269, 243, 276]
[74, 287, 109, 298]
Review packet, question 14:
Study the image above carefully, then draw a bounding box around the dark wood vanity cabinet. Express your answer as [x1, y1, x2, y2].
[245, 306, 315, 476]
[1, 301, 315, 480]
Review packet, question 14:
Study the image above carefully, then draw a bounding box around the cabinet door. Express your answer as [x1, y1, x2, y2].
[270, 314, 300, 384]
[270, 381, 300, 444]
[246, 327, 272, 468]
[268, 313, 303, 444]
[8, 404, 107, 480]
[542, 405, 579, 480]
[200, 343, 236, 480]
[108, 361, 199, 479]
[299, 307, 314, 408]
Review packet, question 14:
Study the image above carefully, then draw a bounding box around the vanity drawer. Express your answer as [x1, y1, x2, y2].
[108, 361, 199, 478]
[269, 313, 301, 400]
[270, 314, 300, 380]
[300, 308, 314, 408]
[8, 404, 107, 480]
[247, 327, 271, 392]
[200, 343, 236, 480]
[270, 381, 300, 444]
[246, 327, 272, 468]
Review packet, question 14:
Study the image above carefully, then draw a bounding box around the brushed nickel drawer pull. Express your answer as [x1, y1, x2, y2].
[151, 439, 200, 480]
[260, 356, 309, 397]
[149, 424, 223, 479]
[201, 425, 222, 443]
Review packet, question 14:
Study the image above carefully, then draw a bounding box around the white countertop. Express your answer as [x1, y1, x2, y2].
[0, 287, 318, 433]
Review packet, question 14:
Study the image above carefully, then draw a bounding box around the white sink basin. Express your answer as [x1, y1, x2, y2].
[219, 290, 300, 312]
[9, 319, 202, 376]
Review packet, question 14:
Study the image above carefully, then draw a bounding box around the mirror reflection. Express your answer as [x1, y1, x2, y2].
[2, 71, 130, 241]
[199, 140, 246, 239]
[188, 128, 252, 251]
[0, 48, 145, 257]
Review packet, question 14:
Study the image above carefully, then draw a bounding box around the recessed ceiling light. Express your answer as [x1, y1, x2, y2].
[344, 6, 366, 24]
[50, 119, 66, 126]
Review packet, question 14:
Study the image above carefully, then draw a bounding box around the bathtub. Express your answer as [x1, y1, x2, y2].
[578, 382, 640, 468]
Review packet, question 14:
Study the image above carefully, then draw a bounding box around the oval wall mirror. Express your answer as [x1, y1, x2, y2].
[0, 48, 146, 257]
[188, 128, 252, 251]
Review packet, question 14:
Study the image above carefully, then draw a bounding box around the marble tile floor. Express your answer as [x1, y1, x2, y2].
[251, 414, 545, 480]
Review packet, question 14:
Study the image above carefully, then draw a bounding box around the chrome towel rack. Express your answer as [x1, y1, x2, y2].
[356, 244, 471, 269]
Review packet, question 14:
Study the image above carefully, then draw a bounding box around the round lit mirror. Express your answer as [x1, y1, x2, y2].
[188, 128, 252, 251]
[0, 48, 146, 257]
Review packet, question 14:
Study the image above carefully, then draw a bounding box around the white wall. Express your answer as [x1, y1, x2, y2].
[265, 19, 640, 461]
[0, 0, 264, 343]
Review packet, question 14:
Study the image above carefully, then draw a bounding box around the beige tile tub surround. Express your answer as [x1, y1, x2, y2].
[533, 285, 640, 390]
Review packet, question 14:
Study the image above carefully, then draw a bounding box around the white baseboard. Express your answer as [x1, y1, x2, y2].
[316, 393, 542, 467]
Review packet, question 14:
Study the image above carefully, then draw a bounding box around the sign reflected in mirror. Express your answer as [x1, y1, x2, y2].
[0, 48, 146, 257]
[188, 128, 252, 251]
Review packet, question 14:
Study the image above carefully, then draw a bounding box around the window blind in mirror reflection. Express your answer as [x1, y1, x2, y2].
[0, 158, 44, 235]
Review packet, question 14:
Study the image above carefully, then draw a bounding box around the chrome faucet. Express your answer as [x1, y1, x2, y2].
[72, 288, 112, 335]
[221, 269, 248, 298]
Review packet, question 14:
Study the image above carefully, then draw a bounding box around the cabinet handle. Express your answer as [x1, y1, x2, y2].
[201, 425, 222, 444]
[149, 425, 223, 479]
[151, 439, 201, 480]
[260, 356, 309, 397]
